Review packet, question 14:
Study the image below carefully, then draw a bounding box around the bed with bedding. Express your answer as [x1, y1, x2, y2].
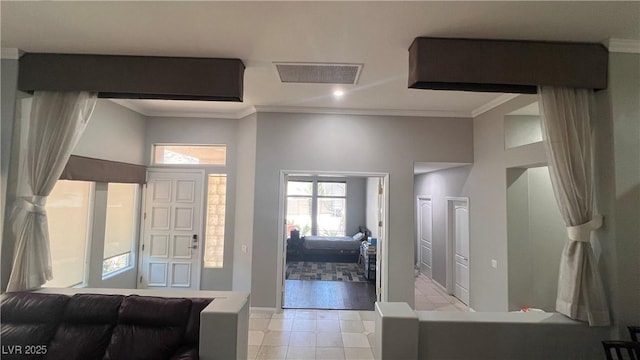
[298, 226, 371, 262]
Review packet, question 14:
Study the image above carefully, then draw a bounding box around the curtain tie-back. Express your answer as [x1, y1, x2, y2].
[18, 196, 47, 214]
[567, 215, 603, 242]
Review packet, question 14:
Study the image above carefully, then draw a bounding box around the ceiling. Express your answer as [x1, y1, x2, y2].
[2, 1, 639, 119]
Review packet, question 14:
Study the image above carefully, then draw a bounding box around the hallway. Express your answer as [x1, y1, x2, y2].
[414, 274, 468, 312]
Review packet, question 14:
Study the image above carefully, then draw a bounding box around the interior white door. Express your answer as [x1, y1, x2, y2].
[140, 170, 203, 290]
[453, 203, 470, 304]
[419, 198, 433, 278]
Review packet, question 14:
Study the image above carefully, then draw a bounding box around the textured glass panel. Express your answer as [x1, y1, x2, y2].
[153, 145, 226, 165]
[204, 175, 227, 268]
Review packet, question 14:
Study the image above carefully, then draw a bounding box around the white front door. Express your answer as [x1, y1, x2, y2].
[418, 198, 433, 278]
[139, 169, 204, 290]
[453, 203, 470, 304]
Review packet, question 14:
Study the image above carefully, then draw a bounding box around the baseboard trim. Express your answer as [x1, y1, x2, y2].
[250, 307, 278, 313]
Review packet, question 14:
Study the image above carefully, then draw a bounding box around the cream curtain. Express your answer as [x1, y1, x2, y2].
[6, 91, 97, 292]
[538, 86, 610, 326]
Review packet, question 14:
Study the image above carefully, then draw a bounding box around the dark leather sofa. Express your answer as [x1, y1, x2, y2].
[1, 291, 212, 360]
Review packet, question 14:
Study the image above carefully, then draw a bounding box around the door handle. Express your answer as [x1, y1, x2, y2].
[189, 245, 198, 249]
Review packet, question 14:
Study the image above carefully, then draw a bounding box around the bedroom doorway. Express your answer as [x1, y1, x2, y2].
[276, 171, 388, 311]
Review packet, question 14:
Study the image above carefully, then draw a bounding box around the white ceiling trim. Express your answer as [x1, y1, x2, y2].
[253, 105, 471, 118]
[607, 38, 640, 54]
[109, 102, 473, 119]
[1, 48, 20, 60]
[471, 93, 520, 118]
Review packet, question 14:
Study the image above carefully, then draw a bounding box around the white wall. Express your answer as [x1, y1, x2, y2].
[413, 165, 472, 288]
[251, 112, 473, 308]
[145, 116, 238, 290]
[74, 100, 147, 165]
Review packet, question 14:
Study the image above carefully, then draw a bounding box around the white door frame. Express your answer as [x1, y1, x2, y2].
[138, 168, 205, 290]
[276, 170, 390, 309]
[416, 195, 433, 278]
[445, 196, 470, 297]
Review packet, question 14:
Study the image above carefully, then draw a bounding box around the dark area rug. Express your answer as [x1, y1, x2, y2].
[285, 261, 367, 282]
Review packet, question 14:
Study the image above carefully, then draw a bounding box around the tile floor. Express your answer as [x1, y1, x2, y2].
[248, 309, 376, 360]
[247, 274, 467, 359]
[414, 273, 469, 312]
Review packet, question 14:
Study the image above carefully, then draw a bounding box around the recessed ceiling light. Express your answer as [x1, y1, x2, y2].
[333, 90, 344, 98]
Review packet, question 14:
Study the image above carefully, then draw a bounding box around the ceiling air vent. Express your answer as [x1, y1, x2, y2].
[274, 62, 363, 85]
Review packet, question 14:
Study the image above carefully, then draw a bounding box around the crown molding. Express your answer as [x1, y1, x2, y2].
[606, 38, 640, 54]
[253, 105, 470, 118]
[110, 102, 478, 119]
[471, 93, 520, 117]
[1, 48, 21, 60]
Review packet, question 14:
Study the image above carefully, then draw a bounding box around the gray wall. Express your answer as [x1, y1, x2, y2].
[73, 100, 147, 165]
[0, 58, 19, 290]
[232, 113, 257, 293]
[145, 116, 238, 291]
[73, 100, 147, 289]
[251, 112, 474, 308]
[592, 52, 640, 336]
[414, 165, 472, 288]
[463, 94, 546, 311]
[608, 52, 640, 333]
[507, 166, 565, 311]
[504, 115, 542, 149]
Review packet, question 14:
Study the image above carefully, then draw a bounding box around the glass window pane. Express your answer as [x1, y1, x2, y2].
[286, 197, 312, 236]
[204, 175, 227, 268]
[103, 183, 138, 275]
[287, 181, 313, 196]
[318, 182, 346, 197]
[317, 198, 346, 236]
[44, 180, 92, 287]
[153, 145, 226, 165]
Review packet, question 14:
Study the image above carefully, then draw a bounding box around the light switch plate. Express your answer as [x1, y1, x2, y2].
[491, 259, 498, 269]
[242, 245, 248, 253]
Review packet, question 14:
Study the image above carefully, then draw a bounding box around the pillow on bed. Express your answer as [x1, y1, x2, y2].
[352, 232, 365, 241]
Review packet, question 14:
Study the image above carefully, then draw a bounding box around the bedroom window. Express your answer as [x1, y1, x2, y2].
[286, 181, 313, 236]
[286, 180, 347, 237]
[317, 182, 346, 236]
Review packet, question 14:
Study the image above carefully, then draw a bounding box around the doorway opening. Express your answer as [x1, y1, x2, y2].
[276, 171, 388, 311]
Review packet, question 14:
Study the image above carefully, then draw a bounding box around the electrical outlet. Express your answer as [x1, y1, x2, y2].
[491, 259, 498, 269]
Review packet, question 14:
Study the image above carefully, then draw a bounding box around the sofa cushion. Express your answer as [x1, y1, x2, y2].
[46, 294, 124, 360]
[0, 292, 69, 359]
[103, 295, 192, 360]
